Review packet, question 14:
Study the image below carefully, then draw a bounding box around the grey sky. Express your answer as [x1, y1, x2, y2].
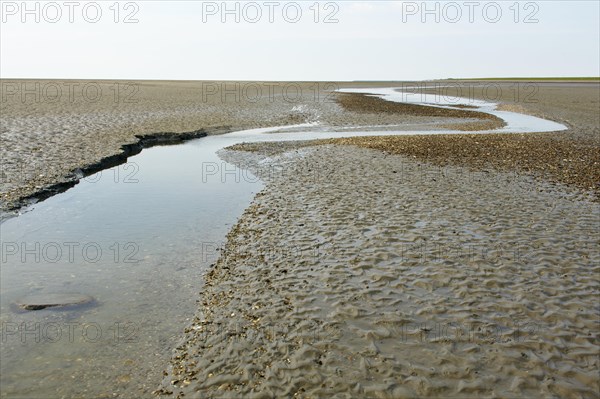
[1, 1, 598, 80]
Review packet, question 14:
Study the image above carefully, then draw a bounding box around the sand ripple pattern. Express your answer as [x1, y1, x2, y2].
[161, 145, 599, 398]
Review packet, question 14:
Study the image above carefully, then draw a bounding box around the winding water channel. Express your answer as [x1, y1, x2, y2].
[0, 89, 567, 398]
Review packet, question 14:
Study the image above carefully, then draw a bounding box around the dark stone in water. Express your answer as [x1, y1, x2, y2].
[14, 293, 94, 311]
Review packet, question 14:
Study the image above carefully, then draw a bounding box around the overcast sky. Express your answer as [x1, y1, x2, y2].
[1, 1, 598, 80]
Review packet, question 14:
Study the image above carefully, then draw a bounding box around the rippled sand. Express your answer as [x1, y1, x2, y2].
[160, 144, 599, 398]
[3, 79, 598, 397]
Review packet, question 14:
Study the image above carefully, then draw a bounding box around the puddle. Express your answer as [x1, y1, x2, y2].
[0, 92, 568, 397]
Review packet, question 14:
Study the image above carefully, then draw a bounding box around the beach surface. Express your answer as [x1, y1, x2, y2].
[160, 141, 599, 398]
[1, 80, 599, 398]
[156, 81, 599, 398]
[7, 79, 591, 213]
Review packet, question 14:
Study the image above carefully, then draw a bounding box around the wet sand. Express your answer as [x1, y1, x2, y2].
[2, 80, 599, 397]
[160, 143, 599, 398]
[325, 133, 600, 199]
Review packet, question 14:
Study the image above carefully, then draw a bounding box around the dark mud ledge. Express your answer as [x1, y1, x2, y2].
[1, 126, 233, 219]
